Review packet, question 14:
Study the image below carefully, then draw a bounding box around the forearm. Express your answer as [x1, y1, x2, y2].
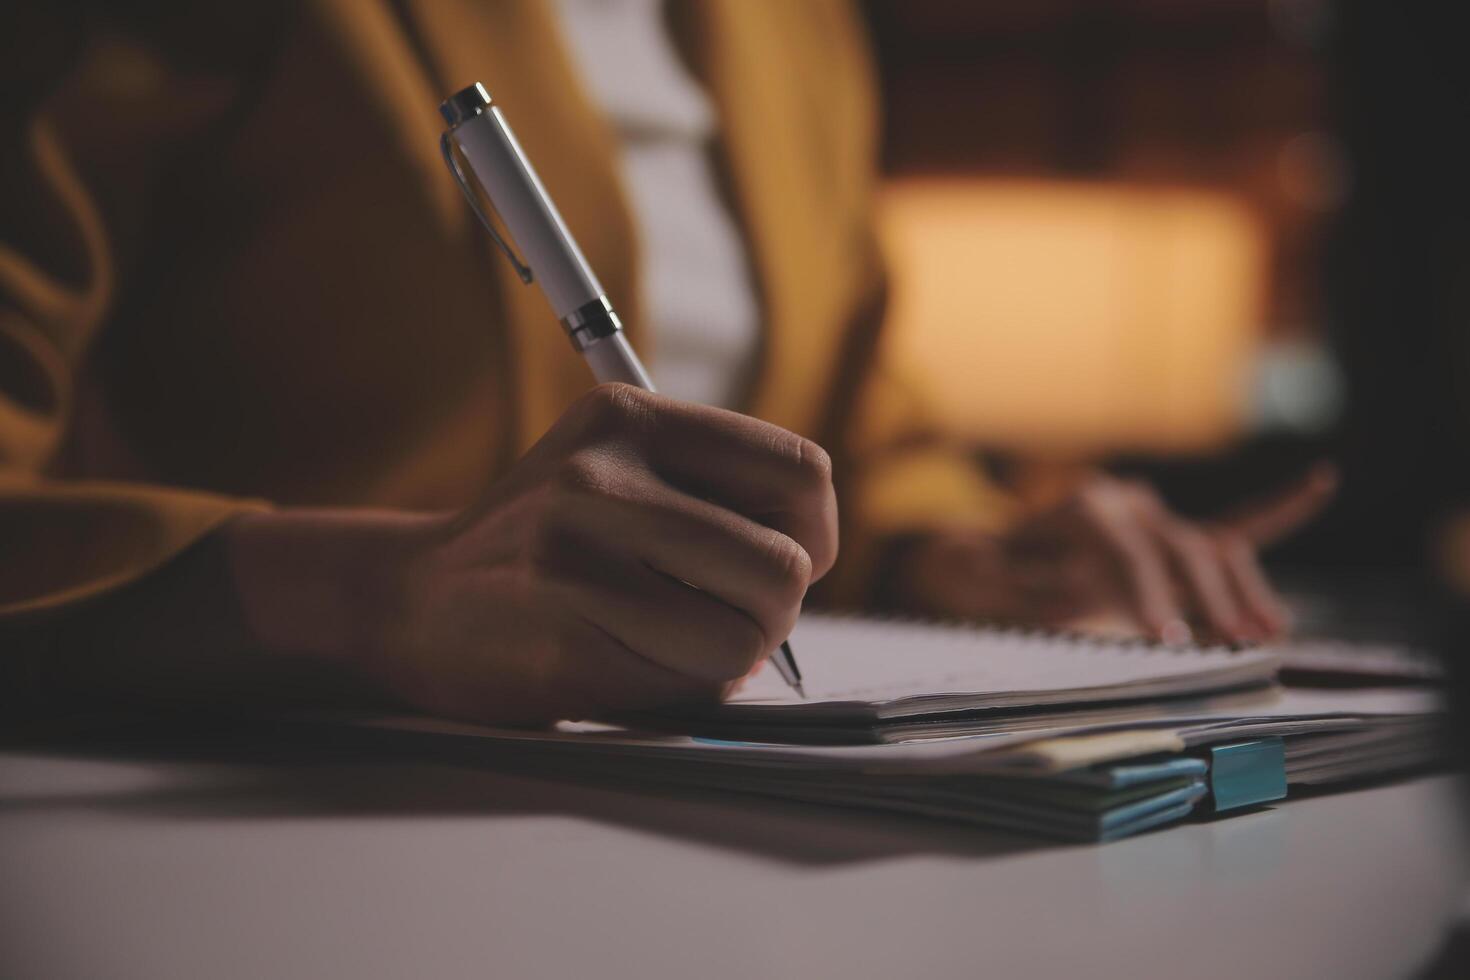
[18, 509, 437, 713]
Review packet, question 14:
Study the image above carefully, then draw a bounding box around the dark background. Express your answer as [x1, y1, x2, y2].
[860, 0, 1469, 572]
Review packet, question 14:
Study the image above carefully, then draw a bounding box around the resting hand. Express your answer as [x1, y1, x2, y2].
[890, 466, 1336, 644]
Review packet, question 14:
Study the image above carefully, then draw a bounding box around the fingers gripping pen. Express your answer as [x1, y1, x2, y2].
[437, 83, 806, 697]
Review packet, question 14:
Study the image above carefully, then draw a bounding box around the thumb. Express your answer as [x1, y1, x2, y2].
[1221, 462, 1338, 547]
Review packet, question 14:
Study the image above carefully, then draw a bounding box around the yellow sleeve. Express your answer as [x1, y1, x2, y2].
[0, 21, 263, 632]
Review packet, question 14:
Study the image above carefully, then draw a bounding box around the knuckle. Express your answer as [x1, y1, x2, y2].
[763, 531, 814, 600]
[759, 427, 833, 489]
[577, 383, 654, 438]
[791, 435, 833, 487]
[554, 450, 616, 496]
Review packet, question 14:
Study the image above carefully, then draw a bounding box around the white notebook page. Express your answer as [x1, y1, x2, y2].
[723, 614, 1280, 718]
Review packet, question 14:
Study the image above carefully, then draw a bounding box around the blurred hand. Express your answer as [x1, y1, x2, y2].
[891, 465, 1336, 644]
[362, 384, 838, 725]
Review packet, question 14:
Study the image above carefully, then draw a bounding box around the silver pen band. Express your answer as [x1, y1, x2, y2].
[561, 295, 624, 351]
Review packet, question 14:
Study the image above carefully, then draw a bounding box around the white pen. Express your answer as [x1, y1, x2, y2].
[438, 83, 806, 698]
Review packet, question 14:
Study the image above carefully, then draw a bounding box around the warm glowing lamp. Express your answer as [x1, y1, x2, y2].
[878, 178, 1266, 453]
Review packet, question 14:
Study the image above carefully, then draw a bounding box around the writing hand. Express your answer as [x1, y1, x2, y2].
[367, 384, 838, 724]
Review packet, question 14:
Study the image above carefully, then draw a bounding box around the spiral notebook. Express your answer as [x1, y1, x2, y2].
[650, 614, 1281, 743]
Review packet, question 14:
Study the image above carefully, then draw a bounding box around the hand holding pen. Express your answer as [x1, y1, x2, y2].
[438, 83, 813, 700]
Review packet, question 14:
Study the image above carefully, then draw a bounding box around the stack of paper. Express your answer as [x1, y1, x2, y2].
[338, 715, 1217, 840]
[350, 686, 1439, 841]
[332, 614, 1445, 842]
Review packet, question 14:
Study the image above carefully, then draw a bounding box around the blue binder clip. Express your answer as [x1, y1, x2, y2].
[1208, 737, 1288, 811]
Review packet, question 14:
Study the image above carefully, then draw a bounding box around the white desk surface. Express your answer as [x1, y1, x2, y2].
[1, 727, 1465, 980]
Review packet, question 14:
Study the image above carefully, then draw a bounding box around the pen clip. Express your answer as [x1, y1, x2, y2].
[440, 132, 534, 285]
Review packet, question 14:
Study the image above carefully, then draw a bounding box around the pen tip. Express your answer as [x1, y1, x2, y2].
[794, 682, 808, 700]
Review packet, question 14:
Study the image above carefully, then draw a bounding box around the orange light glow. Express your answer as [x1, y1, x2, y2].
[879, 178, 1267, 453]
